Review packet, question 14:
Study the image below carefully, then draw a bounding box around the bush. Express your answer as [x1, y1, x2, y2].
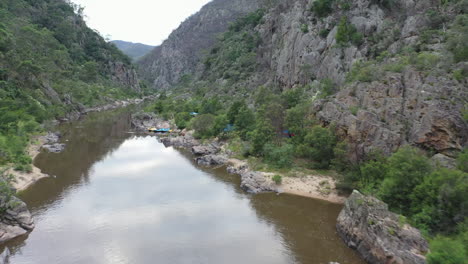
[298, 126, 336, 169]
[175, 112, 191, 129]
[311, 0, 335, 18]
[336, 17, 363, 46]
[301, 24, 309, 33]
[457, 149, 468, 172]
[191, 114, 215, 139]
[319, 28, 330, 38]
[272, 175, 282, 185]
[427, 236, 466, 264]
[263, 143, 294, 169]
[378, 146, 432, 213]
[249, 117, 274, 155]
[447, 15, 468, 62]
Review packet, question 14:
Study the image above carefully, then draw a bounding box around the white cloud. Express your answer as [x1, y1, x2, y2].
[71, 0, 212, 46]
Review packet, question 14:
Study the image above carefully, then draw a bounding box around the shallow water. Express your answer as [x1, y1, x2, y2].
[2, 109, 364, 264]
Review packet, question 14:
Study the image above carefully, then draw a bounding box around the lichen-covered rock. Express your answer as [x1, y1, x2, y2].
[227, 165, 277, 194]
[336, 191, 428, 264]
[0, 196, 35, 244]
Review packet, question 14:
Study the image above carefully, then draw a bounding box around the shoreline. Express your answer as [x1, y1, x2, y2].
[131, 114, 348, 205]
[7, 135, 49, 193]
[226, 159, 346, 204]
[6, 96, 157, 193]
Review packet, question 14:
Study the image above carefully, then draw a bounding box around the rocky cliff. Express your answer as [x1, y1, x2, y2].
[137, 0, 269, 89]
[337, 191, 429, 264]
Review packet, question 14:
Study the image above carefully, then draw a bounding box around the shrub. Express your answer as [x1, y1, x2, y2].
[272, 175, 283, 185]
[311, 0, 335, 18]
[413, 52, 440, 71]
[457, 149, 468, 172]
[319, 28, 330, 38]
[191, 114, 215, 139]
[298, 126, 336, 169]
[301, 24, 309, 33]
[378, 146, 432, 213]
[427, 236, 466, 264]
[447, 15, 468, 62]
[336, 17, 363, 46]
[263, 143, 294, 169]
[175, 112, 191, 129]
[249, 117, 274, 155]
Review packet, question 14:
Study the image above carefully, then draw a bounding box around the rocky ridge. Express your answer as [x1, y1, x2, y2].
[336, 190, 429, 264]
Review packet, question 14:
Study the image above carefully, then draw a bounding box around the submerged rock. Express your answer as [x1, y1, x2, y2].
[336, 191, 428, 264]
[0, 196, 35, 244]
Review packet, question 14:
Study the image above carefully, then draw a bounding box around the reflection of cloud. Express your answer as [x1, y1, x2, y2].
[9, 137, 297, 264]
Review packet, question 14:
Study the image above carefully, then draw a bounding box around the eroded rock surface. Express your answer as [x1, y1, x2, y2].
[0, 196, 34, 244]
[336, 191, 428, 264]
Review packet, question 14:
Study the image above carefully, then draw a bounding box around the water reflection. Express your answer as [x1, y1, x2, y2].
[1, 109, 363, 264]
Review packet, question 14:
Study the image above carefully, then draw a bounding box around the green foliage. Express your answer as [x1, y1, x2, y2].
[457, 149, 468, 172]
[412, 52, 441, 71]
[347, 61, 378, 83]
[263, 143, 294, 169]
[427, 235, 466, 264]
[336, 17, 363, 46]
[0, 176, 15, 215]
[311, 0, 335, 18]
[175, 112, 191, 129]
[249, 116, 274, 155]
[410, 168, 467, 233]
[378, 146, 432, 213]
[272, 174, 283, 185]
[203, 10, 264, 82]
[234, 106, 256, 140]
[447, 15, 468, 62]
[300, 24, 309, 33]
[297, 126, 336, 169]
[191, 114, 216, 139]
[318, 78, 337, 98]
[319, 28, 330, 38]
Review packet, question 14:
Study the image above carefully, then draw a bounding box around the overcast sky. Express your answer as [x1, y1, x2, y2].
[71, 0, 212, 46]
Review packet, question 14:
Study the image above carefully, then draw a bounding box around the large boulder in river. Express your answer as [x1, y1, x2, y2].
[0, 196, 34, 243]
[336, 191, 428, 264]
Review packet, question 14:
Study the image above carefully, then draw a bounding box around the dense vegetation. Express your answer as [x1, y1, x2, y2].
[0, 0, 138, 169]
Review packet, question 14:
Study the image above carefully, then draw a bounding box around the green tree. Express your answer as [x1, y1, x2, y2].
[234, 106, 255, 140]
[191, 114, 215, 139]
[299, 126, 336, 169]
[378, 146, 432, 213]
[249, 117, 274, 155]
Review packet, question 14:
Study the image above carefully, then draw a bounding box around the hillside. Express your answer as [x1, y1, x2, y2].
[0, 0, 140, 168]
[137, 0, 273, 89]
[140, 0, 467, 160]
[111, 40, 155, 61]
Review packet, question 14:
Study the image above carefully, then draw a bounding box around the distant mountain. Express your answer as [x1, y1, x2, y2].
[111, 40, 155, 61]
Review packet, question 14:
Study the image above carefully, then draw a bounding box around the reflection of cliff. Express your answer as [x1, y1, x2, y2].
[22, 109, 134, 210]
[248, 194, 364, 264]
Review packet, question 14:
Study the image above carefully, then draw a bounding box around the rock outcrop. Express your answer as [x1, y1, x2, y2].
[0, 196, 35, 244]
[336, 191, 429, 264]
[226, 164, 277, 194]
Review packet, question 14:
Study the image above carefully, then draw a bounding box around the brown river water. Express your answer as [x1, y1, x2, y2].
[1, 108, 364, 264]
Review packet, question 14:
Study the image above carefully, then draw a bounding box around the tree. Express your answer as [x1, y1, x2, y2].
[299, 126, 336, 169]
[191, 114, 215, 139]
[378, 146, 432, 213]
[249, 117, 274, 155]
[234, 106, 255, 140]
[427, 236, 466, 264]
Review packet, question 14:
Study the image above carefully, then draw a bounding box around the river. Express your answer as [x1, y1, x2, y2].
[1, 108, 364, 264]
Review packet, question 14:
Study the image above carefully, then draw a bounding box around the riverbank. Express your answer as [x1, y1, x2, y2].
[132, 113, 347, 204]
[5, 97, 157, 193]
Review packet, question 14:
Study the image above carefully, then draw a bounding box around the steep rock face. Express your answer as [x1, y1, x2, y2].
[314, 69, 467, 158]
[337, 191, 429, 264]
[109, 61, 141, 93]
[137, 0, 263, 89]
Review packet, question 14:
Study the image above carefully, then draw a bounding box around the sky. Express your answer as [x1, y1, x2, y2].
[71, 0, 212, 46]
